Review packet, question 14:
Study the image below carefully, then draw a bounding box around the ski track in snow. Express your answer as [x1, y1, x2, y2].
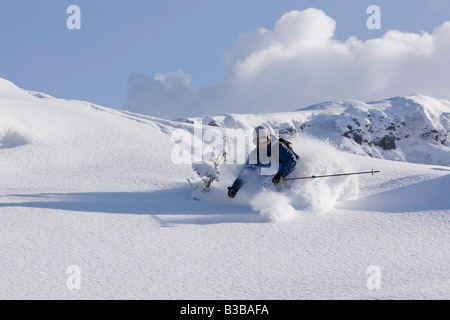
[0, 78, 449, 299]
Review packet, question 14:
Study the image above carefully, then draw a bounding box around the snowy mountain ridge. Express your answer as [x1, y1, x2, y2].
[181, 94, 450, 166]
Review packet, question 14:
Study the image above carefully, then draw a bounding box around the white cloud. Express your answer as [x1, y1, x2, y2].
[273, 9, 336, 44]
[124, 8, 450, 118]
[154, 70, 192, 91]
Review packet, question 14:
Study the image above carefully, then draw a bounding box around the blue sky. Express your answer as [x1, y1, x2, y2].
[1, 0, 449, 118]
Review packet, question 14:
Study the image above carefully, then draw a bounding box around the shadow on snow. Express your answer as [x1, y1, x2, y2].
[0, 187, 263, 226]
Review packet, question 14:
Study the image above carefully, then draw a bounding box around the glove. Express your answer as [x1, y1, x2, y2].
[228, 187, 238, 199]
[272, 173, 285, 186]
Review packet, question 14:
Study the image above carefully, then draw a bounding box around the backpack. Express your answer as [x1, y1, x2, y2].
[279, 138, 300, 160]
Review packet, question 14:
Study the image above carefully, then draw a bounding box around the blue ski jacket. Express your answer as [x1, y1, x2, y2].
[231, 139, 298, 191]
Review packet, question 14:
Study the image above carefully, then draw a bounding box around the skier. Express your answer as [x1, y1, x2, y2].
[228, 125, 298, 199]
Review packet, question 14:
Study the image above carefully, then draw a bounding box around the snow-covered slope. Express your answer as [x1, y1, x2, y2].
[0, 78, 449, 300]
[182, 94, 450, 166]
[0, 78, 192, 193]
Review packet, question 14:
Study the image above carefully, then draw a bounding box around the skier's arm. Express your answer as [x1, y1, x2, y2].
[231, 157, 257, 191]
[278, 144, 297, 178]
[231, 176, 244, 191]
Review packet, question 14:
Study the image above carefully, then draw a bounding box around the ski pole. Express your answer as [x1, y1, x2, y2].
[283, 169, 380, 181]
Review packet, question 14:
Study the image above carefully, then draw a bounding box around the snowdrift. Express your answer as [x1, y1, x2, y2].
[0, 78, 192, 193]
[0, 78, 449, 300]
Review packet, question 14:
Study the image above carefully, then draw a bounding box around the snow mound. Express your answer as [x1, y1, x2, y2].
[251, 190, 297, 222]
[0, 129, 29, 149]
[26, 91, 53, 99]
[0, 78, 25, 97]
[0, 79, 192, 192]
[338, 173, 450, 212]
